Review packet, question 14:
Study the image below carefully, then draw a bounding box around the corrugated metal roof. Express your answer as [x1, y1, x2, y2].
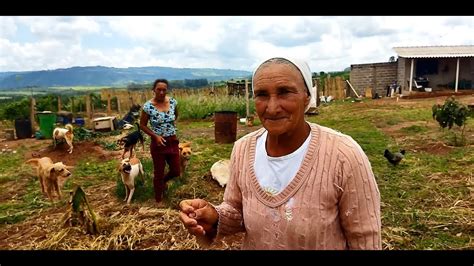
[393, 45, 474, 58]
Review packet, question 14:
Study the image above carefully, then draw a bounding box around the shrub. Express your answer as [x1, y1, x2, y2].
[432, 96, 470, 146]
[0, 98, 30, 120]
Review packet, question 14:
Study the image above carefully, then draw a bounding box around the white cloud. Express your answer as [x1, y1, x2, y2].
[0, 17, 17, 38]
[1, 16, 473, 73]
[15, 16, 100, 42]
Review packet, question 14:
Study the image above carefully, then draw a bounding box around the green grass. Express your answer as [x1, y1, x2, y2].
[72, 159, 118, 182]
[176, 95, 256, 120]
[400, 125, 428, 134]
[0, 151, 25, 181]
[0, 165, 53, 224]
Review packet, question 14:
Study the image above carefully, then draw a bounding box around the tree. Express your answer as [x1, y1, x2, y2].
[432, 96, 470, 146]
[184, 78, 208, 88]
[0, 98, 30, 120]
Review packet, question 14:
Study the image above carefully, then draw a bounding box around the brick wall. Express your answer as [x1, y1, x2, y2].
[350, 62, 398, 96]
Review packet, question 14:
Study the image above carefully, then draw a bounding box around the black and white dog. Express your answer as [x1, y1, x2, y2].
[117, 104, 141, 129]
[117, 123, 145, 159]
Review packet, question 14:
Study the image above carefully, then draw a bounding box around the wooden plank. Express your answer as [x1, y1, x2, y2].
[365, 88, 372, 98]
[30, 97, 36, 133]
[85, 94, 92, 119]
[106, 91, 111, 115]
[346, 80, 360, 98]
[58, 96, 62, 112]
[245, 79, 249, 118]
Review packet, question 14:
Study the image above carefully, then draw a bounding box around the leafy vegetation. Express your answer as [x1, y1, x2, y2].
[0, 98, 30, 120]
[432, 96, 470, 129]
[61, 185, 99, 234]
[432, 96, 471, 146]
[176, 94, 256, 120]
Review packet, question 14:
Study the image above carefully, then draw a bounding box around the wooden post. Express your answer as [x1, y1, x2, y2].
[91, 96, 95, 115]
[30, 97, 36, 133]
[128, 91, 134, 106]
[58, 96, 62, 112]
[245, 79, 249, 118]
[107, 91, 111, 115]
[85, 94, 92, 120]
[117, 95, 121, 114]
[409, 59, 414, 92]
[455, 58, 460, 93]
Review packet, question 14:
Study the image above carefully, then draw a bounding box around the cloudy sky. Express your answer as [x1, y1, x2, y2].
[1, 16, 473, 73]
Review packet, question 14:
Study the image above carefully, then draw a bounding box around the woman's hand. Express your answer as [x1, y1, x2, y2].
[153, 135, 167, 146]
[179, 199, 219, 237]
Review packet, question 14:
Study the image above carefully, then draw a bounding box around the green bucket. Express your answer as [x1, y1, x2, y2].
[37, 112, 57, 139]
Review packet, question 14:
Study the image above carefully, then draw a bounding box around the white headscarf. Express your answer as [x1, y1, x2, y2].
[252, 57, 315, 112]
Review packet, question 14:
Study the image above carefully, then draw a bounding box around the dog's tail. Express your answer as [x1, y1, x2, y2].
[135, 122, 145, 151]
[26, 158, 40, 167]
[65, 124, 73, 133]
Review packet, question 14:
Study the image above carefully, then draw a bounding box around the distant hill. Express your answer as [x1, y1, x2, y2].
[0, 66, 252, 89]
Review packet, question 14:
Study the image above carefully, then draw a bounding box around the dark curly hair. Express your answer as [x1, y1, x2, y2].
[152, 79, 169, 90]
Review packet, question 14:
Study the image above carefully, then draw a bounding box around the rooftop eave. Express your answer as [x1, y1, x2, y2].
[399, 54, 474, 58]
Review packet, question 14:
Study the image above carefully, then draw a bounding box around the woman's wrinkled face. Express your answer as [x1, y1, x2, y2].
[153, 82, 168, 101]
[253, 63, 310, 136]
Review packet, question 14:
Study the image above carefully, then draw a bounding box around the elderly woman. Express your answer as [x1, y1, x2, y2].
[179, 57, 381, 250]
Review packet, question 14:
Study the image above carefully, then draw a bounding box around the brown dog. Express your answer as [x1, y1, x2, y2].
[26, 157, 72, 201]
[246, 115, 255, 127]
[178, 142, 192, 176]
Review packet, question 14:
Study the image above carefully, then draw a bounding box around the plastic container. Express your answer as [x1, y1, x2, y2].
[74, 117, 85, 126]
[14, 118, 32, 139]
[57, 111, 73, 125]
[37, 111, 57, 139]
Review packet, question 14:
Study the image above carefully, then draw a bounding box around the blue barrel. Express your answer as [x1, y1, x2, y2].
[63, 117, 71, 124]
[74, 117, 85, 126]
[56, 116, 64, 124]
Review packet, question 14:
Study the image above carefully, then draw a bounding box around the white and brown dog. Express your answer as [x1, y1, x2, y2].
[118, 157, 144, 204]
[53, 124, 74, 154]
[178, 142, 192, 176]
[26, 157, 72, 201]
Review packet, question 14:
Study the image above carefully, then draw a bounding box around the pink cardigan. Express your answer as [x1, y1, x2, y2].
[214, 123, 381, 250]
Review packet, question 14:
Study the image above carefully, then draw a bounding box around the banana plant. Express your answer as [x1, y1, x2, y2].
[61, 185, 99, 234]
